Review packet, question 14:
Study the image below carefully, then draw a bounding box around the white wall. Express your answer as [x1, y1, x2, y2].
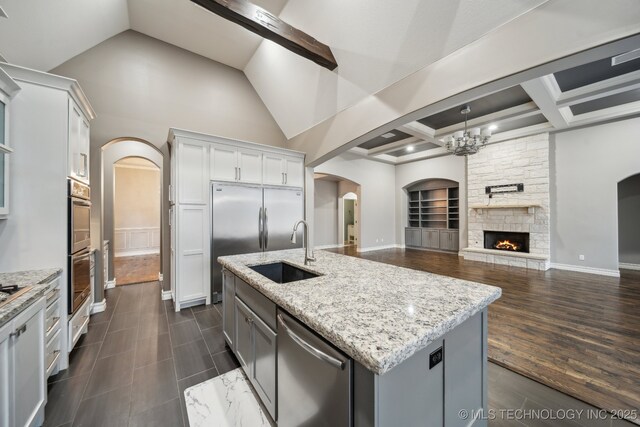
[618, 174, 640, 266]
[245, 0, 547, 138]
[313, 180, 338, 247]
[315, 153, 396, 250]
[395, 155, 467, 249]
[551, 116, 640, 273]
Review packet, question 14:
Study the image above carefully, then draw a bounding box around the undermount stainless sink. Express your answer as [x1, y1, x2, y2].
[249, 262, 319, 284]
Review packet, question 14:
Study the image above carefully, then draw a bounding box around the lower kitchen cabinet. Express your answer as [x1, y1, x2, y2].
[234, 297, 277, 420]
[405, 227, 459, 252]
[0, 296, 46, 427]
[440, 230, 459, 251]
[404, 228, 421, 247]
[222, 270, 235, 351]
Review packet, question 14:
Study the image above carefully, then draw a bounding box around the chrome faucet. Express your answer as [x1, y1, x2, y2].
[291, 220, 316, 265]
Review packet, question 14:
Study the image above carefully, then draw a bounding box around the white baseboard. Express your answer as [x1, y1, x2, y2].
[90, 299, 106, 314]
[619, 262, 640, 271]
[114, 249, 160, 257]
[357, 244, 402, 253]
[105, 279, 116, 289]
[161, 289, 173, 301]
[550, 263, 621, 278]
[315, 244, 343, 250]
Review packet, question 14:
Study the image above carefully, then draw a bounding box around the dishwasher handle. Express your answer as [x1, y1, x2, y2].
[278, 314, 345, 370]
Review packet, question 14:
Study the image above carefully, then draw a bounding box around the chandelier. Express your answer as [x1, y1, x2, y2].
[445, 105, 492, 156]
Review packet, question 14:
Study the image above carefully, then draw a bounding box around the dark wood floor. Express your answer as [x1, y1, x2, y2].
[329, 246, 640, 425]
[114, 254, 161, 286]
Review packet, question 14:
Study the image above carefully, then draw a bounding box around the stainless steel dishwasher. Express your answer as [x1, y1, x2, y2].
[277, 310, 352, 427]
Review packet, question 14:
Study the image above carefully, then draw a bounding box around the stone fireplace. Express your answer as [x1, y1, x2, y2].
[461, 133, 551, 271]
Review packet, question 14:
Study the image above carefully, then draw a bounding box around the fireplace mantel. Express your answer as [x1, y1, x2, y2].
[470, 203, 541, 214]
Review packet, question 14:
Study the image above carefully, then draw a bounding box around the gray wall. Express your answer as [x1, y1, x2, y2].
[315, 153, 396, 250]
[314, 179, 339, 247]
[618, 173, 640, 266]
[551, 116, 640, 273]
[51, 30, 287, 298]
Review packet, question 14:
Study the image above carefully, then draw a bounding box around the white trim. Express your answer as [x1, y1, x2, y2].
[556, 69, 640, 108]
[114, 248, 160, 257]
[357, 244, 402, 253]
[114, 163, 160, 172]
[105, 279, 116, 289]
[0, 62, 95, 119]
[161, 289, 173, 301]
[0, 66, 21, 98]
[168, 127, 305, 159]
[90, 299, 106, 314]
[315, 244, 343, 250]
[619, 262, 640, 271]
[158, 272, 164, 282]
[550, 263, 621, 277]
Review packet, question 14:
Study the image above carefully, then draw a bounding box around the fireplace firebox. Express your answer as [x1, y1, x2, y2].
[484, 231, 530, 253]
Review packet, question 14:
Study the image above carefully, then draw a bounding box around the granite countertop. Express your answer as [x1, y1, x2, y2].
[0, 268, 63, 328]
[219, 249, 501, 375]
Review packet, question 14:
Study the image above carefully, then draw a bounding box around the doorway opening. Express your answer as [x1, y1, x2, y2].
[313, 173, 361, 251]
[618, 173, 640, 271]
[113, 157, 161, 285]
[343, 193, 357, 246]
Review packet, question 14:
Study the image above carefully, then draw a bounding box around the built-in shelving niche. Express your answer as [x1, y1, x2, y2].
[407, 179, 459, 230]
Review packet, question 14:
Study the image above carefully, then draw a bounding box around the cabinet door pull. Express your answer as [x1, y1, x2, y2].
[234, 167, 238, 181]
[281, 172, 285, 184]
[285, 173, 288, 185]
[238, 168, 241, 181]
[11, 323, 27, 338]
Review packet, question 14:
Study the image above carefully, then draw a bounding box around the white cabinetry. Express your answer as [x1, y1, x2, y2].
[262, 153, 304, 187]
[168, 128, 305, 311]
[171, 137, 210, 310]
[0, 296, 46, 427]
[68, 98, 90, 184]
[210, 143, 262, 184]
[0, 67, 21, 219]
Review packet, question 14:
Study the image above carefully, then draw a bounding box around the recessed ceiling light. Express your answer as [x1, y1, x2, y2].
[489, 124, 498, 131]
[381, 132, 396, 139]
[406, 145, 415, 152]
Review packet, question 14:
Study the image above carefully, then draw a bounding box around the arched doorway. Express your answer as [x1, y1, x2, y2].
[313, 173, 361, 251]
[101, 138, 166, 296]
[112, 157, 161, 285]
[618, 173, 640, 271]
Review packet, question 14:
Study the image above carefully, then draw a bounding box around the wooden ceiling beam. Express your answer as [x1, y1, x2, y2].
[191, 0, 338, 70]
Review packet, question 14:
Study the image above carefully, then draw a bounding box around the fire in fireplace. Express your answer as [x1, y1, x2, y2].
[484, 231, 530, 253]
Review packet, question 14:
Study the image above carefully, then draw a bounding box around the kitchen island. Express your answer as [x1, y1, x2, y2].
[219, 249, 501, 427]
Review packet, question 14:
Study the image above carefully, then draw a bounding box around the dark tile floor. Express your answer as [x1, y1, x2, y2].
[43, 281, 636, 427]
[44, 281, 239, 427]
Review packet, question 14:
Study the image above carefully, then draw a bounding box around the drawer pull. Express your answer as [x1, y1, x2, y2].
[46, 288, 60, 302]
[47, 317, 60, 333]
[10, 323, 27, 338]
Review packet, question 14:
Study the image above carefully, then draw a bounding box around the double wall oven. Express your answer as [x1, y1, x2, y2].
[68, 179, 92, 315]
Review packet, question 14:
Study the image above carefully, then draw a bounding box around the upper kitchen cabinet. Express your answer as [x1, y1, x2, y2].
[263, 153, 304, 188]
[0, 66, 21, 218]
[68, 98, 91, 184]
[0, 63, 95, 188]
[210, 143, 262, 184]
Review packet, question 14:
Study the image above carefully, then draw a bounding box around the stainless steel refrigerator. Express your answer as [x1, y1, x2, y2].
[211, 182, 304, 300]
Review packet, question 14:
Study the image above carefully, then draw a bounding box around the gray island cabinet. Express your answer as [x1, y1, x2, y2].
[219, 249, 501, 427]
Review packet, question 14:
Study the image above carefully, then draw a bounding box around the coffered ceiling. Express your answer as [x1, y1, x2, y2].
[352, 44, 640, 165]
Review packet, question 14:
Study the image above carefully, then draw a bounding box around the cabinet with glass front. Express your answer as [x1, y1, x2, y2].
[0, 66, 22, 218]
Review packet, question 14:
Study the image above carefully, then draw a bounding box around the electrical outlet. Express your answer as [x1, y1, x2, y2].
[579, 254, 585, 261]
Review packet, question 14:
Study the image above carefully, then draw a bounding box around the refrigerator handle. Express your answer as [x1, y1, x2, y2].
[258, 207, 264, 249]
[264, 208, 269, 250]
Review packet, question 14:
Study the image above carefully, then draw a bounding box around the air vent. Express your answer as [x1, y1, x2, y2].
[381, 132, 396, 139]
[612, 48, 640, 66]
